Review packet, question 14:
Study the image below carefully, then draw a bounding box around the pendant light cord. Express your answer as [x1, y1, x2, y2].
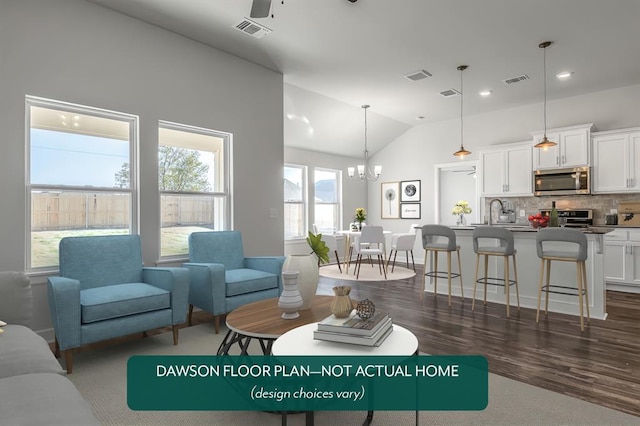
[460, 67, 464, 148]
[543, 44, 547, 137]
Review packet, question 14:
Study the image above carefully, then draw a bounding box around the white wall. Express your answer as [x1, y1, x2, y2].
[368, 84, 640, 262]
[0, 0, 284, 336]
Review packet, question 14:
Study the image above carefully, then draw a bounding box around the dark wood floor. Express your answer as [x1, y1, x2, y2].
[65, 266, 640, 419]
[308, 268, 640, 418]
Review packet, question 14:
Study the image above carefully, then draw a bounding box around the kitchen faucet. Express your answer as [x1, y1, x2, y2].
[488, 199, 505, 226]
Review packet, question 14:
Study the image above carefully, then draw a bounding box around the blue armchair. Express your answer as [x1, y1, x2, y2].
[47, 235, 189, 373]
[183, 231, 285, 333]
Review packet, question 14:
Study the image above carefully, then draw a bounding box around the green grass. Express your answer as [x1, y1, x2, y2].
[31, 226, 214, 268]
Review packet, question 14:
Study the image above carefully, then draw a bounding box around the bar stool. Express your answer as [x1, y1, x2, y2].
[471, 227, 520, 318]
[536, 228, 590, 331]
[421, 225, 463, 306]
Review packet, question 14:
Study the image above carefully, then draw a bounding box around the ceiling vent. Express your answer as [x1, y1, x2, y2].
[233, 18, 272, 39]
[440, 88, 460, 97]
[404, 69, 433, 82]
[503, 74, 530, 85]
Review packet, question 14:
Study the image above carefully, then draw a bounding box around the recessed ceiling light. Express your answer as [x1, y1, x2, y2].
[479, 90, 493, 97]
[556, 71, 573, 79]
[416, 116, 425, 120]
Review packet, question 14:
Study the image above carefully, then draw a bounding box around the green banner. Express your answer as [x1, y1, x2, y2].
[128, 355, 487, 411]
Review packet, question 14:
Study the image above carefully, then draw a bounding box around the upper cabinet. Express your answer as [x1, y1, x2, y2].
[592, 128, 640, 193]
[532, 123, 595, 170]
[480, 141, 532, 197]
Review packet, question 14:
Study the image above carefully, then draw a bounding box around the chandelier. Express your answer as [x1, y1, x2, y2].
[453, 65, 471, 158]
[535, 41, 557, 150]
[348, 105, 381, 181]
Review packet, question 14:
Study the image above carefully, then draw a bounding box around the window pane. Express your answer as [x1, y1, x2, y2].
[30, 106, 130, 188]
[160, 194, 225, 257]
[159, 122, 229, 257]
[159, 127, 223, 193]
[314, 204, 339, 233]
[30, 190, 131, 268]
[314, 168, 341, 233]
[314, 169, 338, 203]
[284, 166, 304, 202]
[284, 165, 307, 239]
[284, 203, 305, 239]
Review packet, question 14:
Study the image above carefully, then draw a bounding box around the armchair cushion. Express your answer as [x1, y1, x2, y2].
[80, 283, 171, 323]
[226, 269, 279, 297]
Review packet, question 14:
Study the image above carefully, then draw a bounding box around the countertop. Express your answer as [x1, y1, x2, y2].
[454, 224, 614, 234]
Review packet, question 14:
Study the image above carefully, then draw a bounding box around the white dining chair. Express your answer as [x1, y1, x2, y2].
[352, 226, 387, 279]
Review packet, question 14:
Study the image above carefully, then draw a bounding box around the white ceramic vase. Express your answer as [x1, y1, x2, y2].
[283, 254, 319, 310]
[278, 271, 303, 319]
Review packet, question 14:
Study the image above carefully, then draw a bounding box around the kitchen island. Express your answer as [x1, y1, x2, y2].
[422, 225, 612, 320]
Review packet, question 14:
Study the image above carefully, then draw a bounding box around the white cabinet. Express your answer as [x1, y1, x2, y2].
[592, 128, 640, 193]
[604, 228, 640, 292]
[532, 123, 595, 170]
[480, 142, 532, 197]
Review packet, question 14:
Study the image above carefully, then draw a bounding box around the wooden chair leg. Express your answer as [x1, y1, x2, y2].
[446, 251, 452, 306]
[577, 262, 585, 331]
[536, 258, 545, 323]
[512, 254, 520, 310]
[410, 250, 416, 272]
[172, 325, 179, 344]
[456, 249, 464, 300]
[63, 349, 73, 374]
[582, 261, 590, 323]
[188, 304, 194, 327]
[421, 249, 428, 301]
[504, 255, 510, 318]
[472, 254, 479, 311]
[214, 315, 221, 334]
[334, 250, 342, 273]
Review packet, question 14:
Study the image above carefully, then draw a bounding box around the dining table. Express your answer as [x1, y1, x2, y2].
[335, 228, 392, 273]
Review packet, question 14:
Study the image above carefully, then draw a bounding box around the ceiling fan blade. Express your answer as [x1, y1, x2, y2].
[250, 0, 271, 18]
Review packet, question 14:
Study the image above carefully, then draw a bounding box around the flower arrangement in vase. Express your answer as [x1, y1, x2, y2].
[451, 200, 472, 226]
[354, 207, 367, 230]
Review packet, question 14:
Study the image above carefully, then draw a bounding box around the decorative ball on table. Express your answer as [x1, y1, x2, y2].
[356, 299, 375, 320]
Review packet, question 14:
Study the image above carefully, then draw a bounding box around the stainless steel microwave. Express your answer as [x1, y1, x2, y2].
[534, 167, 590, 196]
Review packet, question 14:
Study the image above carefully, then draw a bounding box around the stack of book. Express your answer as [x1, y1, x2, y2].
[313, 310, 393, 347]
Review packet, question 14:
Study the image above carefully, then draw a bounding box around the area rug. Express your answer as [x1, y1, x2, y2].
[67, 323, 639, 425]
[319, 263, 416, 281]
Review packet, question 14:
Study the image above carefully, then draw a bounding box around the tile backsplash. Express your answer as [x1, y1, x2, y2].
[483, 193, 640, 225]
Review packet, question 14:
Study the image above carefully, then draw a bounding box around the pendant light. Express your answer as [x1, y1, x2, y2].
[348, 105, 382, 181]
[534, 41, 557, 149]
[453, 65, 471, 159]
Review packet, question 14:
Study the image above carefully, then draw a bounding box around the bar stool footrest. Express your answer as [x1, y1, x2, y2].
[542, 284, 587, 297]
[425, 271, 461, 279]
[475, 277, 517, 287]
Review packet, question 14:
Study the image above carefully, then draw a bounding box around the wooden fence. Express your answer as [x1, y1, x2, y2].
[31, 193, 213, 231]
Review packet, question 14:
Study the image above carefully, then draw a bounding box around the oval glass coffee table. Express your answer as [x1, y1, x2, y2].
[272, 322, 419, 426]
[217, 295, 333, 356]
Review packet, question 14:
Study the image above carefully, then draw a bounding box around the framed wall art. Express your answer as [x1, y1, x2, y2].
[401, 180, 421, 202]
[400, 203, 421, 219]
[381, 181, 400, 219]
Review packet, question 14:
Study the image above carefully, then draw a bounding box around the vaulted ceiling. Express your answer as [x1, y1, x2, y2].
[86, 0, 640, 157]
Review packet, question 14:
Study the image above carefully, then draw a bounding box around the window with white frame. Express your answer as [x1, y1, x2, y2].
[284, 164, 307, 239]
[26, 96, 137, 270]
[314, 168, 341, 233]
[158, 121, 231, 257]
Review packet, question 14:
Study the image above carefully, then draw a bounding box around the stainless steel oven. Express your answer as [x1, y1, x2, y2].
[534, 167, 590, 196]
